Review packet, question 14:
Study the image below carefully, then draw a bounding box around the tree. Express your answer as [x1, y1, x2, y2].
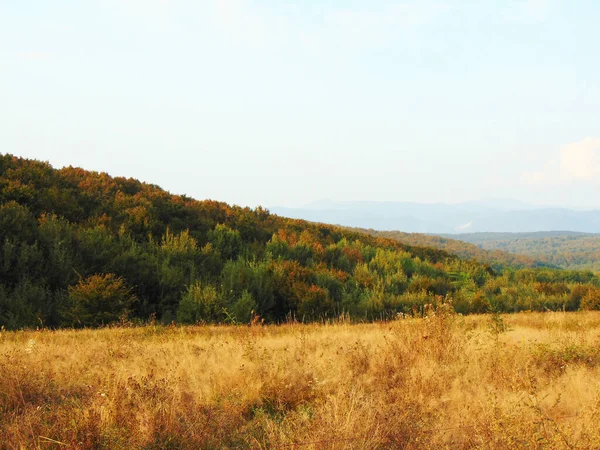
[581, 286, 600, 311]
[176, 282, 223, 324]
[67, 274, 136, 326]
[208, 224, 242, 261]
[230, 290, 257, 324]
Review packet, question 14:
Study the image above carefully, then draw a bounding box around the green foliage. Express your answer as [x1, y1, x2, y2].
[315, 271, 344, 302]
[0, 280, 60, 329]
[221, 259, 276, 319]
[230, 290, 257, 323]
[176, 282, 223, 324]
[0, 201, 37, 243]
[488, 311, 510, 338]
[67, 274, 136, 327]
[208, 224, 242, 261]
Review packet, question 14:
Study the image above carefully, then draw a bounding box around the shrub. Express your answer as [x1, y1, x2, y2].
[581, 286, 600, 311]
[230, 290, 257, 324]
[67, 274, 135, 326]
[297, 284, 333, 321]
[177, 282, 223, 323]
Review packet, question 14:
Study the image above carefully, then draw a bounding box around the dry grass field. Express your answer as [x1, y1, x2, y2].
[2, 309, 600, 449]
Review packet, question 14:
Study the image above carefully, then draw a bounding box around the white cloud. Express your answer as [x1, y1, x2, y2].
[455, 221, 473, 231]
[559, 138, 600, 179]
[522, 138, 600, 184]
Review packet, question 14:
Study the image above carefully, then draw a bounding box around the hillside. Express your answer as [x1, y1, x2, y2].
[447, 232, 600, 271]
[354, 229, 549, 270]
[1, 154, 599, 329]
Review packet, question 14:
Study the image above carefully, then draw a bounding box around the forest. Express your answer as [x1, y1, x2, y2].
[355, 228, 548, 269]
[2, 154, 600, 330]
[353, 229, 600, 272]
[447, 231, 600, 271]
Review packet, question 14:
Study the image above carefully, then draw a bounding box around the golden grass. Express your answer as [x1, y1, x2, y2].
[2, 311, 600, 449]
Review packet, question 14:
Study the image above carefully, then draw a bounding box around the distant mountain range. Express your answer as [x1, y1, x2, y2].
[271, 200, 600, 234]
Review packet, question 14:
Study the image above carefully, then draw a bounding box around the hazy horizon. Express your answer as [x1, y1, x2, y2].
[2, 1, 599, 209]
[7, 153, 600, 211]
[274, 197, 598, 211]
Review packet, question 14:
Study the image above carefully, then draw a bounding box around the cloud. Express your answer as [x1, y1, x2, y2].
[522, 138, 600, 184]
[455, 221, 473, 231]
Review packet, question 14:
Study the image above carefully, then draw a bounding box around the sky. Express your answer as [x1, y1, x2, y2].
[1, 0, 599, 209]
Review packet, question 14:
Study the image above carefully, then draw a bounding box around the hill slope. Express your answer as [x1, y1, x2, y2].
[1, 154, 599, 329]
[353, 229, 549, 270]
[447, 232, 600, 271]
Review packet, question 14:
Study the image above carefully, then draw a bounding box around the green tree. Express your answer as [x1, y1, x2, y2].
[208, 224, 243, 261]
[67, 274, 136, 326]
[230, 290, 257, 324]
[177, 282, 223, 323]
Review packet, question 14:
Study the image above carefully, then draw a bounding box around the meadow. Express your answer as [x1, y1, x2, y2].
[2, 310, 600, 449]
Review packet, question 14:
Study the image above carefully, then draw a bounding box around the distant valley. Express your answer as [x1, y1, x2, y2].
[272, 201, 600, 271]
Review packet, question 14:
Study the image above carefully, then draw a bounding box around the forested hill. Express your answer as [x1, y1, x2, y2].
[354, 229, 550, 270]
[445, 232, 600, 272]
[1, 154, 600, 329]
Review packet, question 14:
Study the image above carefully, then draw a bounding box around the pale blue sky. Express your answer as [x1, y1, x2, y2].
[1, 0, 599, 208]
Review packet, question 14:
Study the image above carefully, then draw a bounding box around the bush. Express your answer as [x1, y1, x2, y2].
[581, 286, 600, 311]
[67, 274, 135, 327]
[177, 282, 223, 323]
[230, 290, 257, 324]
